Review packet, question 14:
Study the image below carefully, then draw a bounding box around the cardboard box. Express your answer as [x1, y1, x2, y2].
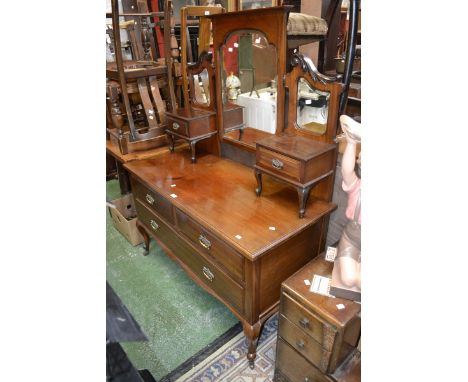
[109, 194, 144, 246]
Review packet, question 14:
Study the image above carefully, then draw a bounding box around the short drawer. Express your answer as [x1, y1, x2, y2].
[281, 292, 332, 351]
[279, 314, 334, 373]
[275, 337, 332, 382]
[257, 147, 301, 182]
[166, 116, 189, 137]
[135, 199, 172, 241]
[175, 208, 244, 282]
[132, 181, 174, 225]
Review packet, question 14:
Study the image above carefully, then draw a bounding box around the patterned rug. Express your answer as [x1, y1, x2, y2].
[176, 314, 279, 382]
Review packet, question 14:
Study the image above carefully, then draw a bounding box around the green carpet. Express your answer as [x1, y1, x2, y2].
[106, 180, 239, 380]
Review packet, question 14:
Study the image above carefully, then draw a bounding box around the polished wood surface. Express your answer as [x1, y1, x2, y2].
[125, 149, 336, 366]
[125, 151, 335, 259]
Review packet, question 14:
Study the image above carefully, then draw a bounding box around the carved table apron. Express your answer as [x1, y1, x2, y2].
[124, 150, 336, 367]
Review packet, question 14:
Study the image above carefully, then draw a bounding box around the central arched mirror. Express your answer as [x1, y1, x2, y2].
[220, 30, 278, 148]
[296, 77, 330, 136]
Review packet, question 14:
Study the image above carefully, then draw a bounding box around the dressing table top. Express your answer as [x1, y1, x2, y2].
[125, 151, 336, 259]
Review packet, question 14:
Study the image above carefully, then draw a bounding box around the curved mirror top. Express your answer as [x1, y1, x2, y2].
[220, 30, 278, 148]
[192, 68, 210, 106]
[296, 77, 329, 135]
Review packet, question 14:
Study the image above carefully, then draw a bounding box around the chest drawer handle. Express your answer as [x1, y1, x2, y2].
[202, 266, 214, 282]
[198, 234, 212, 250]
[146, 194, 155, 205]
[296, 339, 305, 349]
[272, 158, 284, 170]
[299, 318, 310, 329]
[304, 378, 310, 382]
[172, 122, 180, 130]
[150, 220, 159, 231]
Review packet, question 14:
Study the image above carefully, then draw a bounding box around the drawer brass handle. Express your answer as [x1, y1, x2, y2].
[198, 234, 212, 250]
[172, 122, 180, 130]
[202, 266, 214, 282]
[299, 318, 310, 329]
[146, 194, 155, 205]
[304, 378, 310, 382]
[150, 220, 159, 231]
[271, 158, 284, 170]
[296, 339, 305, 349]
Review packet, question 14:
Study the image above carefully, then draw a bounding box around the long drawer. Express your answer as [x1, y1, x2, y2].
[278, 314, 334, 373]
[175, 208, 244, 282]
[280, 292, 333, 351]
[137, 201, 244, 314]
[133, 180, 174, 225]
[275, 337, 332, 382]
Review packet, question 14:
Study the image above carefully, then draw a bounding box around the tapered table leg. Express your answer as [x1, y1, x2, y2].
[242, 321, 262, 369]
[136, 220, 150, 256]
[167, 133, 175, 152]
[190, 141, 197, 163]
[297, 186, 312, 218]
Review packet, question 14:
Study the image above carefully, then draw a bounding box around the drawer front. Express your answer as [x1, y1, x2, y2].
[137, 201, 244, 314]
[175, 208, 244, 282]
[133, 181, 174, 225]
[257, 147, 301, 182]
[279, 315, 334, 373]
[223, 107, 244, 130]
[166, 116, 189, 137]
[281, 292, 332, 350]
[275, 338, 332, 382]
[135, 199, 173, 241]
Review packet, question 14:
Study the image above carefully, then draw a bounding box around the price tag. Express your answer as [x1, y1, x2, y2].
[310, 274, 333, 297]
[325, 246, 337, 262]
[204, 10, 210, 15]
[170, 194, 177, 198]
[305, 99, 312, 105]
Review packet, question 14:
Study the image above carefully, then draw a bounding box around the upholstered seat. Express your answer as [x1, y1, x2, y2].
[287, 12, 328, 36]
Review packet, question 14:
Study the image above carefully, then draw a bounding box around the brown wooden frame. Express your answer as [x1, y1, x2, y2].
[208, 6, 292, 154]
[284, 53, 343, 145]
[187, 51, 217, 112]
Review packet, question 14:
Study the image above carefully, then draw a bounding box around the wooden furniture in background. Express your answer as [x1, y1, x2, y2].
[106, 0, 174, 155]
[274, 252, 361, 382]
[125, 150, 336, 367]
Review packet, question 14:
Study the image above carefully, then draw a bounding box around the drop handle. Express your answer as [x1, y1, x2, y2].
[150, 220, 159, 231]
[271, 158, 284, 170]
[202, 266, 214, 282]
[146, 194, 155, 205]
[172, 122, 180, 130]
[198, 234, 212, 250]
[299, 318, 310, 329]
[296, 339, 305, 349]
[304, 378, 310, 382]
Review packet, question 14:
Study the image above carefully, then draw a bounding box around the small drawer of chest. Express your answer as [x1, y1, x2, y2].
[132, 181, 174, 225]
[175, 208, 244, 282]
[280, 292, 333, 350]
[275, 337, 332, 382]
[166, 116, 189, 137]
[256, 146, 301, 182]
[279, 314, 335, 374]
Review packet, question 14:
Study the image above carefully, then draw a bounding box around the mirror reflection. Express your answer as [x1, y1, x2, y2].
[296, 78, 329, 135]
[192, 68, 210, 106]
[220, 30, 278, 146]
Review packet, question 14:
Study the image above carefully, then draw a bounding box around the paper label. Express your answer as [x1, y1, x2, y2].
[304, 279, 311, 286]
[309, 274, 333, 297]
[170, 194, 177, 198]
[336, 303, 345, 310]
[269, 226, 276, 231]
[235, 234, 242, 240]
[170, 184, 176, 188]
[204, 10, 210, 15]
[325, 246, 337, 262]
[305, 99, 312, 105]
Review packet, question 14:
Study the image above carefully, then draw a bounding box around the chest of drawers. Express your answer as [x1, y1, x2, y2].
[274, 253, 361, 381]
[165, 108, 217, 163]
[255, 134, 337, 218]
[125, 151, 336, 367]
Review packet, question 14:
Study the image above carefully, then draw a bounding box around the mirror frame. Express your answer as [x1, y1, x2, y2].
[208, 6, 291, 151]
[285, 53, 344, 144]
[187, 51, 216, 112]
